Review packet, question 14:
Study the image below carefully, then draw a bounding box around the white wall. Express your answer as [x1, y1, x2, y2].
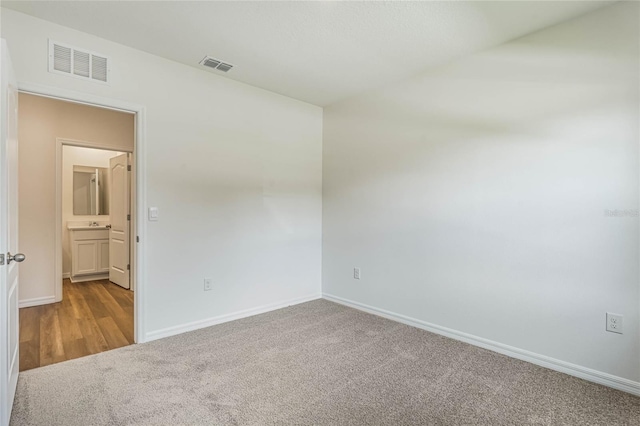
[2, 8, 323, 337]
[323, 2, 639, 383]
[62, 145, 121, 277]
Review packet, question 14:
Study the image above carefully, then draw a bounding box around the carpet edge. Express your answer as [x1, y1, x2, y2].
[322, 292, 640, 397]
[145, 293, 322, 342]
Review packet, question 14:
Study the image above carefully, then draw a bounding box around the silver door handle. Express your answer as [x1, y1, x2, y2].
[7, 252, 26, 264]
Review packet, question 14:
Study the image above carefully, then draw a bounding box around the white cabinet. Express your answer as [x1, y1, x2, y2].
[69, 228, 109, 282]
[98, 240, 110, 273]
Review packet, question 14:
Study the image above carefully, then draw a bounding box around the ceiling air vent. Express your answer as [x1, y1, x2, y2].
[216, 62, 233, 72]
[200, 56, 234, 73]
[49, 40, 110, 84]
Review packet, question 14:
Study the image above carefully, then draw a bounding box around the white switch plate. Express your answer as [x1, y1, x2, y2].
[204, 278, 213, 291]
[148, 207, 159, 221]
[353, 267, 361, 280]
[606, 312, 623, 334]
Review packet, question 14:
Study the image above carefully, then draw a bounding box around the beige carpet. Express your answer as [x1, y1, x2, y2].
[10, 299, 640, 425]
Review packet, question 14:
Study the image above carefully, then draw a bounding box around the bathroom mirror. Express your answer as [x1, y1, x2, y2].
[73, 165, 109, 215]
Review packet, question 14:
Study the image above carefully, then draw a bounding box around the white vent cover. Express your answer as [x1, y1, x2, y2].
[199, 56, 234, 73]
[49, 40, 110, 84]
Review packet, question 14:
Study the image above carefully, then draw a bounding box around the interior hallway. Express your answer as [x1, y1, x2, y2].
[19, 279, 133, 371]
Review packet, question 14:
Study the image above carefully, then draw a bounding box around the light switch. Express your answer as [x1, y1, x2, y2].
[148, 207, 159, 221]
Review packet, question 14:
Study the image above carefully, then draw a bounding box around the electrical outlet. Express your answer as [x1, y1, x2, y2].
[204, 278, 213, 291]
[353, 267, 361, 280]
[606, 312, 623, 334]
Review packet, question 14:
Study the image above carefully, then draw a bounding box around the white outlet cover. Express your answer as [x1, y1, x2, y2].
[204, 278, 213, 291]
[606, 312, 623, 334]
[353, 267, 361, 280]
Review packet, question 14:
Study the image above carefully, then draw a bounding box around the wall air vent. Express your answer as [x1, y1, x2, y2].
[48, 40, 110, 84]
[200, 56, 234, 73]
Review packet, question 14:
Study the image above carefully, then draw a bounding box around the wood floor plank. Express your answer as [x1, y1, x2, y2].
[103, 282, 133, 310]
[67, 282, 95, 322]
[62, 338, 90, 361]
[76, 318, 111, 355]
[91, 283, 134, 343]
[39, 309, 66, 367]
[56, 299, 83, 341]
[20, 279, 134, 371]
[19, 305, 40, 343]
[96, 317, 130, 349]
[19, 341, 39, 371]
[66, 287, 86, 320]
[68, 284, 112, 355]
[77, 281, 111, 320]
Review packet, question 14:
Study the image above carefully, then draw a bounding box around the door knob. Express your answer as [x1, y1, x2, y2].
[7, 252, 26, 264]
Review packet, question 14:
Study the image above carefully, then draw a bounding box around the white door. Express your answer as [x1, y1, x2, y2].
[0, 39, 23, 426]
[109, 154, 130, 289]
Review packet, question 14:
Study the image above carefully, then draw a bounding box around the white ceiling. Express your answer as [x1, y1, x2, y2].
[2, 1, 613, 106]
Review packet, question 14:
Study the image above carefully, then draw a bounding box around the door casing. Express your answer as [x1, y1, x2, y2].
[56, 139, 134, 292]
[18, 82, 147, 345]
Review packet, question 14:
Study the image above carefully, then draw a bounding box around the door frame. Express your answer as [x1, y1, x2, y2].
[18, 82, 147, 344]
[56, 138, 134, 290]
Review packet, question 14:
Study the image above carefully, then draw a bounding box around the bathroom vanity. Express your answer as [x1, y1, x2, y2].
[68, 224, 110, 282]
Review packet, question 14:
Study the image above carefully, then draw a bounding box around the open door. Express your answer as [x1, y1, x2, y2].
[1, 39, 24, 426]
[109, 153, 130, 289]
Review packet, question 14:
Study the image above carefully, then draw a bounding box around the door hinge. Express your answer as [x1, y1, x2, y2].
[136, 236, 139, 243]
[0, 254, 4, 265]
[127, 214, 131, 221]
[127, 264, 130, 270]
[127, 165, 131, 171]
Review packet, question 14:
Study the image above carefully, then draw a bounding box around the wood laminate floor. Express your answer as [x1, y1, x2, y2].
[19, 279, 134, 372]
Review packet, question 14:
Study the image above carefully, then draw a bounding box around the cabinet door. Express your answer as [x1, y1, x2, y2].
[73, 240, 98, 276]
[98, 240, 110, 273]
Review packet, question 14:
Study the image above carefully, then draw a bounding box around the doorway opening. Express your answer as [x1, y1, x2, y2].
[17, 93, 137, 371]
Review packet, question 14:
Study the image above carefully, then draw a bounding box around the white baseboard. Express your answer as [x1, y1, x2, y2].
[70, 273, 108, 283]
[322, 293, 640, 397]
[62, 272, 70, 279]
[19, 295, 56, 308]
[145, 293, 322, 342]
